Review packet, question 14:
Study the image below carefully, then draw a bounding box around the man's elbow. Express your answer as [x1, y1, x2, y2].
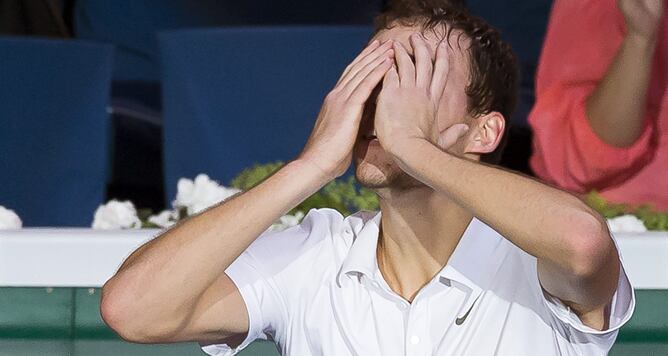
[100, 280, 183, 343]
[566, 212, 618, 281]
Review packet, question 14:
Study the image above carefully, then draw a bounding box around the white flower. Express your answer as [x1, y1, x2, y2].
[173, 174, 241, 215]
[0, 206, 22, 229]
[607, 214, 647, 233]
[148, 210, 178, 228]
[92, 200, 141, 230]
[269, 211, 305, 232]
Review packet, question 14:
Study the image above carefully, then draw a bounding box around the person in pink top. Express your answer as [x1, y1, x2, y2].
[529, 0, 667, 209]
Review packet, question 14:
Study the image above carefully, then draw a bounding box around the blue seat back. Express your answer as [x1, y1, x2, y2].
[75, 0, 381, 82]
[0, 37, 113, 226]
[159, 26, 372, 199]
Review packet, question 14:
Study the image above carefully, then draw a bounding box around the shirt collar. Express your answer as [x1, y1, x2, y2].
[336, 212, 506, 305]
[337, 211, 382, 286]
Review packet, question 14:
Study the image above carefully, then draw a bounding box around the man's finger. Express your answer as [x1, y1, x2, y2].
[335, 40, 379, 85]
[343, 50, 393, 100]
[393, 41, 415, 87]
[411, 33, 433, 89]
[430, 39, 450, 100]
[382, 65, 400, 90]
[337, 40, 393, 86]
[349, 58, 393, 103]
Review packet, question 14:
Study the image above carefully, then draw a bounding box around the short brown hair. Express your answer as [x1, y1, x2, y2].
[374, 0, 519, 164]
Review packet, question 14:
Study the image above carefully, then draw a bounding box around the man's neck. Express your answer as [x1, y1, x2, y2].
[375, 186, 473, 303]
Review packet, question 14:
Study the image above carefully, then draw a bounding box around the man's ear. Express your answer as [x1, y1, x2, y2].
[464, 112, 505, 154]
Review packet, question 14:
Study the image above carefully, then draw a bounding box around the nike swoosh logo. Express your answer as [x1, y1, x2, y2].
[455, 296, 480, 325]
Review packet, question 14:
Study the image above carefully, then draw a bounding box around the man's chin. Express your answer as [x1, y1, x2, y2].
[356, 172, 390, 189]
[353, 141, 422, 189]
[354, 158, 426, 191]
[355, 158, 415, 189]
[354, 160, 391, 188]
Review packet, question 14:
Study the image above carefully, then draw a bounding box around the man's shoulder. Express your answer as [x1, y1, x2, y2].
[244, 208, 355, 264]
[462, 218, 539, 282]
[467, 218, 530, 257]
[298, 208, 347, 232]
[467, 219, 550, 311]
[273, 208, 377, 240]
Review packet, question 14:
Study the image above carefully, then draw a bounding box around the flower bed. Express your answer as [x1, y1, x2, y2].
[1, 163, 667, 233]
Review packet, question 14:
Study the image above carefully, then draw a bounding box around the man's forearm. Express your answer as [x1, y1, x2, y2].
[102, 159, 328, 330]
[392, 139, 612, 274]
[585, 34, 656, 147]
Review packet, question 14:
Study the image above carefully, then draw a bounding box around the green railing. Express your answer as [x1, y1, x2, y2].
[0, 288, 665, 355]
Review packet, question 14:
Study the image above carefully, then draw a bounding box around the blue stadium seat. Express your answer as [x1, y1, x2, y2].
[75, 0, 382, 83]
[0, 37, 113, 226]
[159, 26, 372, 199]
[75, 1, 382, 209]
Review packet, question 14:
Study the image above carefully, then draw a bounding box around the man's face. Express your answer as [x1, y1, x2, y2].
[353, 24, 472, 190]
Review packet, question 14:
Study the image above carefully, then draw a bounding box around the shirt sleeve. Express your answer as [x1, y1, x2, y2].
[528, 0, 656, 193]
[200, 209, 331, 355]
[540, 236, 635, 350]
[200, 250, 278, 356]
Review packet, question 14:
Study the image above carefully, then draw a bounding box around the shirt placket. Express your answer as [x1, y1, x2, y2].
[404, 295, 430, 356]
[360, 275, 408, 355]
[372, 270, 436, 356]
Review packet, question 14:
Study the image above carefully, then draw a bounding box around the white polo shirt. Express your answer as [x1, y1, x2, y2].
[202, 208, 634, 356]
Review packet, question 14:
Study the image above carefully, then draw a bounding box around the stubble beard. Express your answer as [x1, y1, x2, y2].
[353, 155, 424, 191]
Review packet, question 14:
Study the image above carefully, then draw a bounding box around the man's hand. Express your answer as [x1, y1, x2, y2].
[299, 40, 394, 180]
[618, 0, 664, 41]
[375, 34, 468, 163]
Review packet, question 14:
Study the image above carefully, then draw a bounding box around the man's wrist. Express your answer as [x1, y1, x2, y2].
[389, 137, 440, 174]
[287, 158, 334, 189]
[625, 31, 658, 52]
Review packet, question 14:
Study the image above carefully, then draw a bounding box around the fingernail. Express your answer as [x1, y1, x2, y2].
[371, 40, 379, 45]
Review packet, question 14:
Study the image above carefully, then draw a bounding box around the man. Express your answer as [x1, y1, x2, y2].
[100, 1, 634, 355]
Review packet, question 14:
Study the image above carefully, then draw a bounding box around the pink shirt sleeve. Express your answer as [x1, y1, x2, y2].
[529, 0, 656, 193]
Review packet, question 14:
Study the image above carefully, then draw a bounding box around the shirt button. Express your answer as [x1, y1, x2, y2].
[343, 228, 352, 235]
[410, 335, 420, 345]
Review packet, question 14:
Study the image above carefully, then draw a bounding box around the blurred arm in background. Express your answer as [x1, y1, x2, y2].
[529, 0, 662, 193]
[586, 0, 663, 148]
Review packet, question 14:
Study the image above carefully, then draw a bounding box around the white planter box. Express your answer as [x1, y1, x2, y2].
[0, 229, 666, 289]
